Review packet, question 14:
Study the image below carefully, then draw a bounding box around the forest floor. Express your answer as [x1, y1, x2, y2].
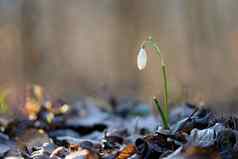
[0, 85, 238, 159]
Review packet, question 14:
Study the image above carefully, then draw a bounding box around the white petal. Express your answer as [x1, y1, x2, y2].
[137, 48, 147, 70]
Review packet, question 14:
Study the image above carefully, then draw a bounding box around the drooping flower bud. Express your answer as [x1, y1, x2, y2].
[137, 48, 147, 70]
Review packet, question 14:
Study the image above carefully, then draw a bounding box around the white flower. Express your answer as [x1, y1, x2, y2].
[137, 48, 147, 70]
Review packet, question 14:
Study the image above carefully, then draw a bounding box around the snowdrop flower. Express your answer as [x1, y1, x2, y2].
[137, 47, 147, 70]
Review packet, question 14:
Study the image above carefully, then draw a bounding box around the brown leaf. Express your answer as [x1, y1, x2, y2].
[184, 146, 222, 159]
[116, 144, 136, 159]
[165, 145, 222, 159]
[69, 144, 80, 152]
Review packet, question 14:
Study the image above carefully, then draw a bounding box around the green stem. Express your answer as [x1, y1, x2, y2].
[149, 39, 169, 125]
[153, 97, 169, 129]
[142, 37, 170, 127]
[161, 63, 169, 124]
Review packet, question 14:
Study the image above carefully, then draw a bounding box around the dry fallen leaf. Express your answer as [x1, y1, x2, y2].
[183, 146, 222, 159]
[69, 144, 80, 152]
[116, 144, 136, 159]
[165, 145, 222, 159]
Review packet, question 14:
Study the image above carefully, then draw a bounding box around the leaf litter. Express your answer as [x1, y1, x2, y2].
[0, 85, 238, 158]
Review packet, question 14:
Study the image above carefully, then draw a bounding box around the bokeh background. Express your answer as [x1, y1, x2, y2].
[1, 0, 238, 108]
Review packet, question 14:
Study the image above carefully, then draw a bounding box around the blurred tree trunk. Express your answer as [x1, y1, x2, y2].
[1, 0, 238, 105]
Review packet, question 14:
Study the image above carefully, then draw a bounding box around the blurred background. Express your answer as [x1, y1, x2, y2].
[1, 0, 238, 107]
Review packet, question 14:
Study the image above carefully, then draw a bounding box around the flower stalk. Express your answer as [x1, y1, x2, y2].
[137, 36, 169, 129]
